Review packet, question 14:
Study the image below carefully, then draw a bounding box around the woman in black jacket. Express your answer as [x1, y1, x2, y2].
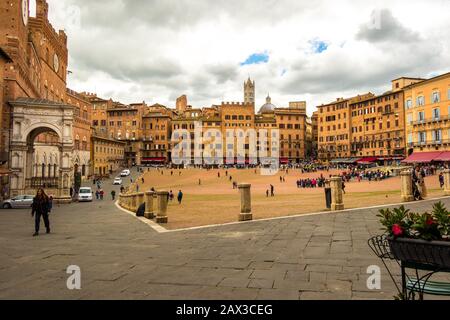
[31, 188, 51, 237]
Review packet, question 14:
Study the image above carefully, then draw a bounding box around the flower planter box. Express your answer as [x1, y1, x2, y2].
[388, 237, 450, 269]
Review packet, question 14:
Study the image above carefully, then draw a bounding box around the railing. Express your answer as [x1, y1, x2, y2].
[409, 139, 450, 148]
[26, 178, 59, 189]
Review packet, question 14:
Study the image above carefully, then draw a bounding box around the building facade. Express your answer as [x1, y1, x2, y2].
[404, 72, 450, 154]
[91, 135, 125, 176]
[66, 89, 92, 180]
[0, 0, 84, 199]
[141, 104, 174, 164]
[317, 98, 352, 160]
[349, 88, 405, 158]
[311, 111, 319, 159]
[317, 77, 427, 162]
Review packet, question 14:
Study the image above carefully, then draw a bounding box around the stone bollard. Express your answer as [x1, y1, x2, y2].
[330, 176, 344, 211]
[238, 183, 252, 221]
[400, 170, 414, 202]
[444, 169, 450, 196]
[156, 191, 169, 223]
[144, 191, 155, 219]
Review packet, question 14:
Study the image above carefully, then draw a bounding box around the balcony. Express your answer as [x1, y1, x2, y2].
[26, 178, 59, 189]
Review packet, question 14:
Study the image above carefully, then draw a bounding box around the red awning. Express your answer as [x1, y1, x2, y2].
[356, 157, 378, 164]
[433, 152, 450, 162]
[403, 152, 444, 163]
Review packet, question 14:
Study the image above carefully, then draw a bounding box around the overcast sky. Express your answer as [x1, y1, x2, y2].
[39, 0, 450, 115]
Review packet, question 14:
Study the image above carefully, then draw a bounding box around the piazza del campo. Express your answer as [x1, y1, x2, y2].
[1, 0, 450, 304]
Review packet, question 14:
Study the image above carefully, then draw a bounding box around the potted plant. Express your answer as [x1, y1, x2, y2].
[377, 202, 450, 268]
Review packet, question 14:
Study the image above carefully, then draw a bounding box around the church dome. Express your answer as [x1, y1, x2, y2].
[259, 95, 276, 114]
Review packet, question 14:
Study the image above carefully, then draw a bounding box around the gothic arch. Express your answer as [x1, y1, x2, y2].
[8, 98, 74, 200]
[24, 123, 63, 145]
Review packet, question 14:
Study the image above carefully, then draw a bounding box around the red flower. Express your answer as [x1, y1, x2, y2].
[426, 218, 434, 226]
[392, 224, 404, 236]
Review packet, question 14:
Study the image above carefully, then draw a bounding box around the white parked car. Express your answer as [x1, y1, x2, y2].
[120, 169, 131, 177]
[113, 177, 123, 185]
[78, 187, 93, 202]
[2, 195, 35, 209]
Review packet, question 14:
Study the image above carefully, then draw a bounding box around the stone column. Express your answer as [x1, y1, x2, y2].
[118, 194, 123, 207]
[238, 183, 252, 221]
[144, 191, 155, 219]
[330, 176, 344, 211]
[400, 170, 414, 202]
[156, 191, 169, 223]
[444, 169, 450, 196]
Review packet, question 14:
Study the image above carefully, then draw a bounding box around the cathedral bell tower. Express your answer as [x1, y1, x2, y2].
[244, 77, 255, 104]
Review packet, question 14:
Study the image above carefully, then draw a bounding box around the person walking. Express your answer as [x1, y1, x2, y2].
[270, 184, 274, 197]
[177, 190, 183, 204]
[31, 188, 51, 237]
[266, 189, 269, 197]
[99, 189, 104, 200]
[95, 190, 100, 200]
[439, 172, 445, 189]
[111, 190, 116, 201]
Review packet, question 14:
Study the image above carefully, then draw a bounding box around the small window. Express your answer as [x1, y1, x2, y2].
[432, 92, 440, 104]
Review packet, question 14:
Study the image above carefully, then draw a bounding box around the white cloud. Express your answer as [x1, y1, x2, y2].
[46, 0, 450, 115]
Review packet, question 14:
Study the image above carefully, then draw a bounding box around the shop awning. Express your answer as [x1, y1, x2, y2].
[357, 157, 378, 164]
[342, 157, 362, 164]
[402, 152, 444, 163]
[433, 152, 450, 162]
[330, 158, 345, 164]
